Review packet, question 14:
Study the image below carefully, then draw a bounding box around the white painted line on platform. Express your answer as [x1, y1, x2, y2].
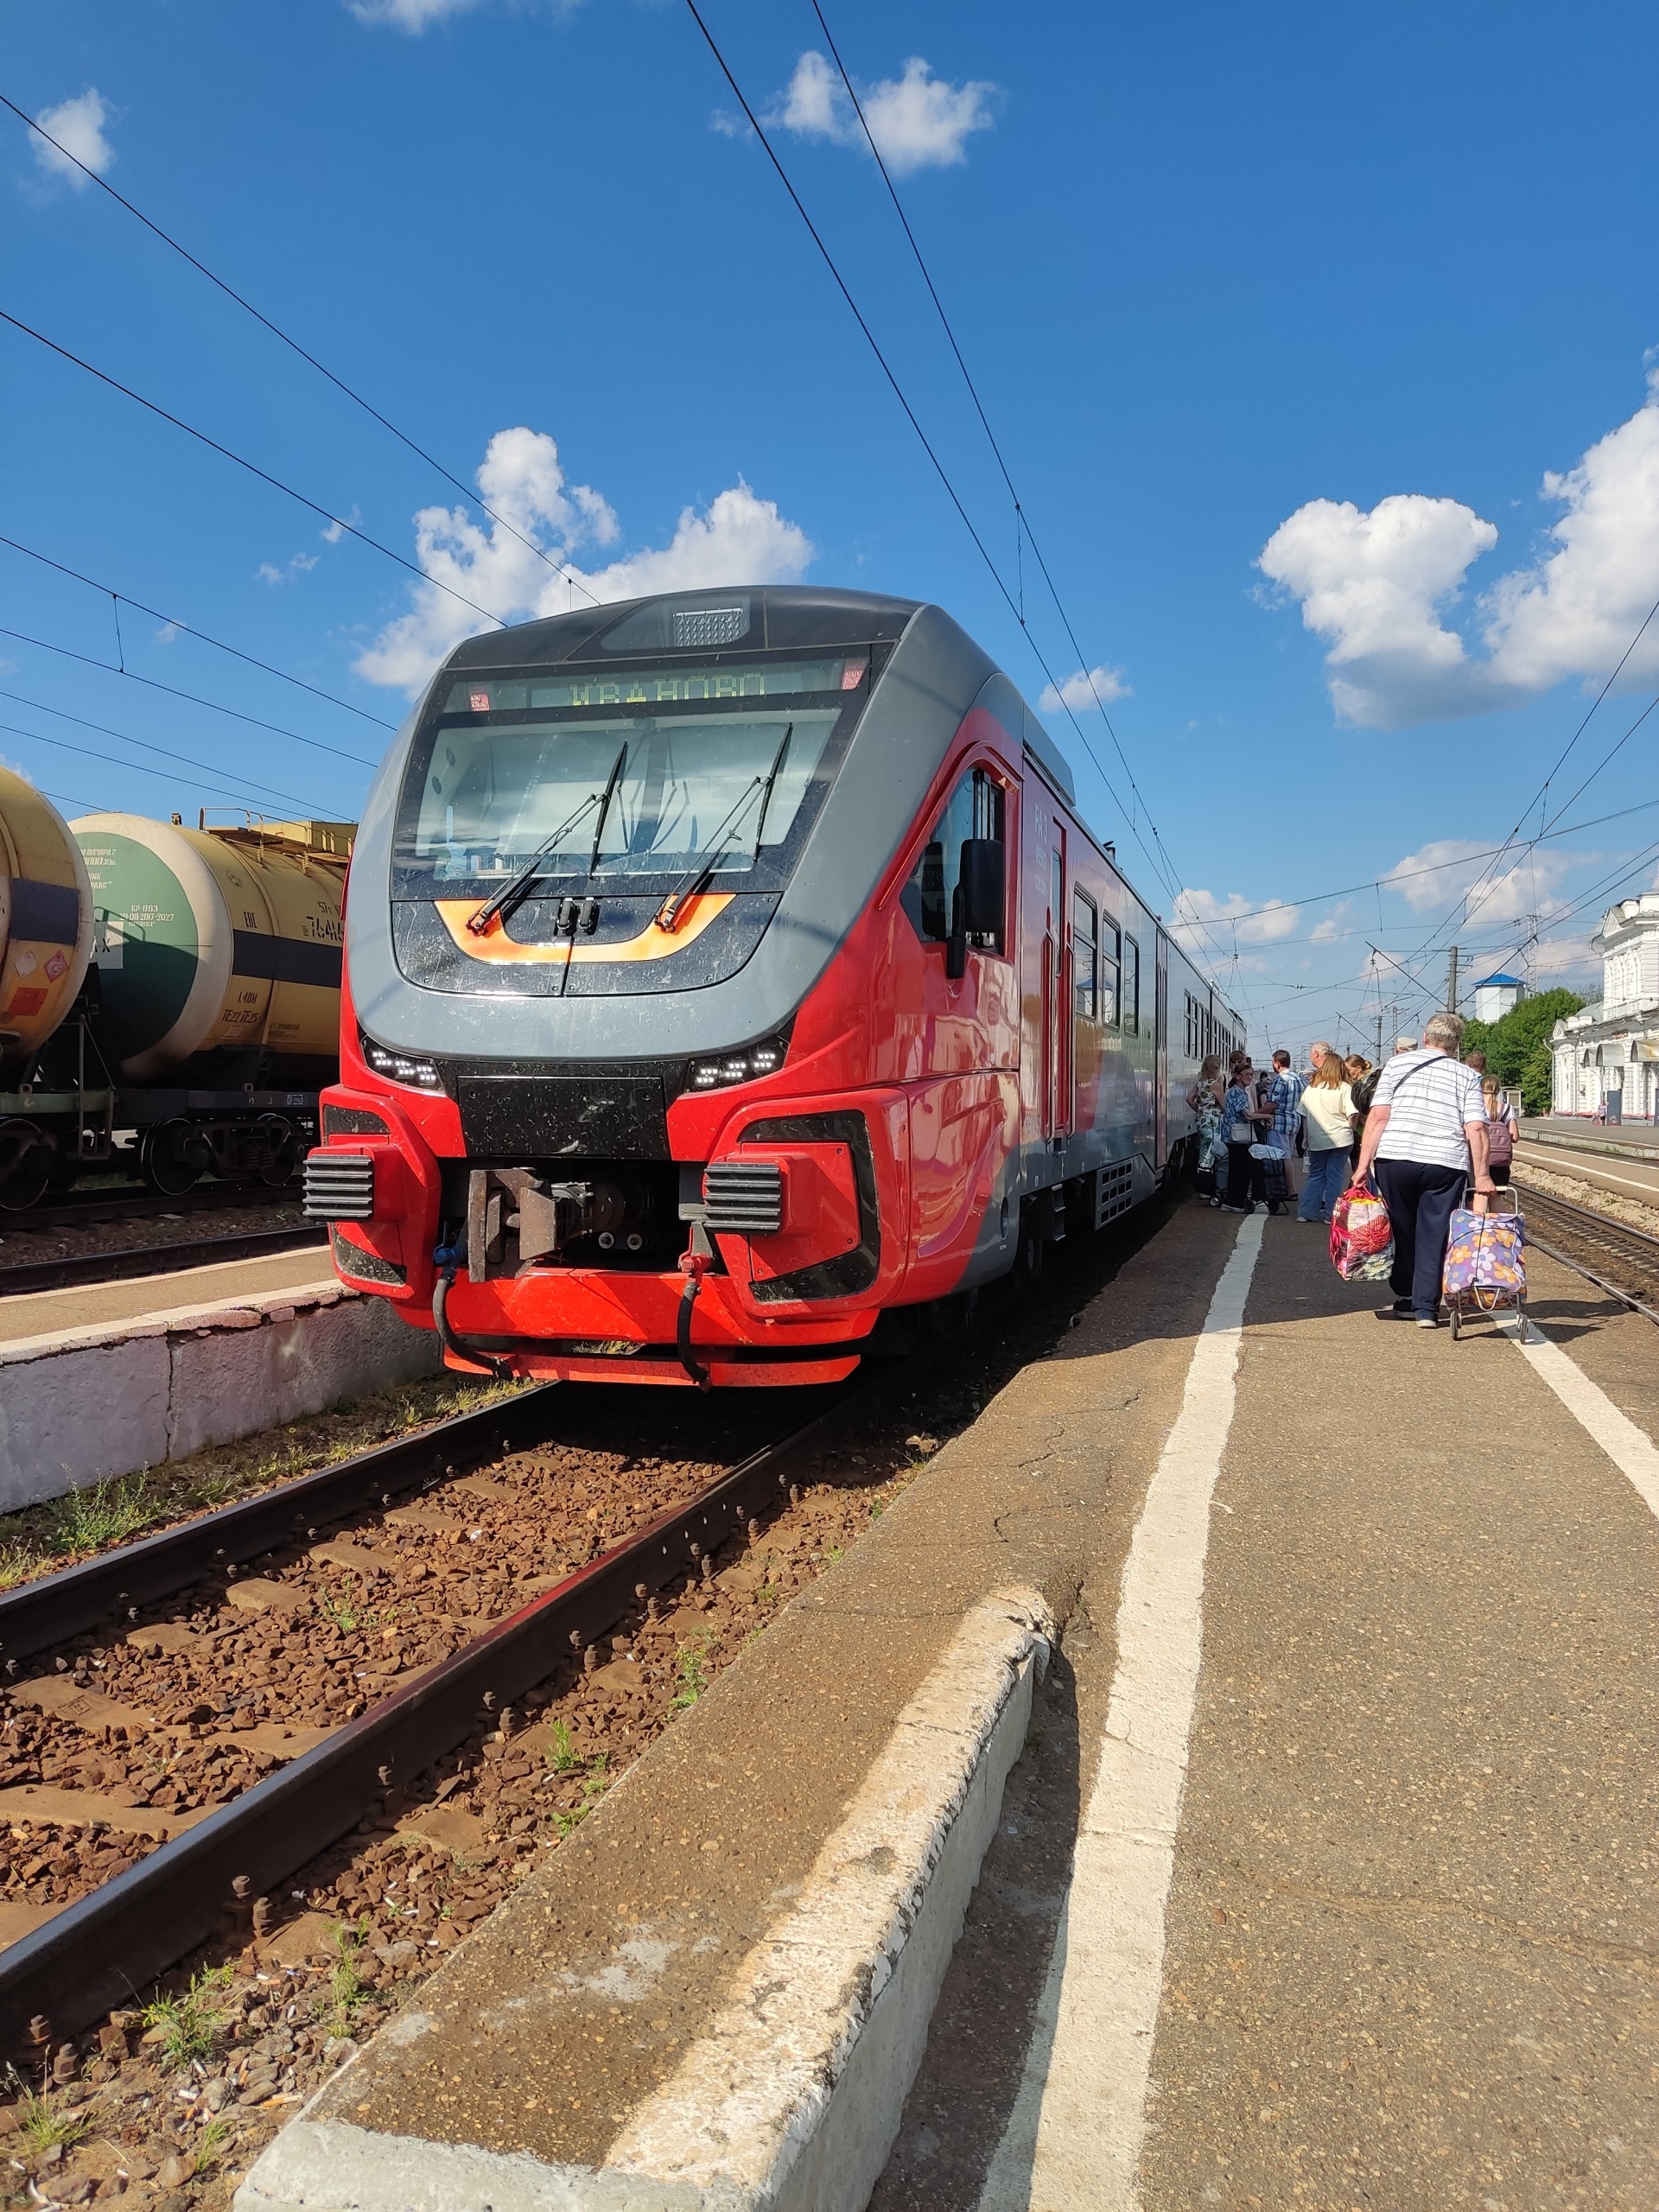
[977, 1213, 1265, 2212]
[1503, 1315, 1659, 1522]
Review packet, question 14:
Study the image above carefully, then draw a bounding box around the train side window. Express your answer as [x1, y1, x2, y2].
[1123, 937, 1141, 1036]
[1072, 890, 1098, 1020]
[1101, 918, 1122, 1027]
[901, 766, 1006, 953]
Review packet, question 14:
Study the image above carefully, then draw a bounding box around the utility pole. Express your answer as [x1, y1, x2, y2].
[1446, 945, 1461, 1017]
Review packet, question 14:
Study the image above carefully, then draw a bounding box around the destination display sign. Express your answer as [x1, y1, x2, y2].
[444, 657, 865, 716]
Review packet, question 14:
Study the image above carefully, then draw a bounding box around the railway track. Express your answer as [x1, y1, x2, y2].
[0, 1221, 327, 1297]
[0, 1178, 300, 1237]
[0, 1369, 905, 2053]
[1514, 1183, 1659, 1325]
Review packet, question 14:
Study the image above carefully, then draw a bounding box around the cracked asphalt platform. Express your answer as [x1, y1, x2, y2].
[877, 1215, 1659, 2212]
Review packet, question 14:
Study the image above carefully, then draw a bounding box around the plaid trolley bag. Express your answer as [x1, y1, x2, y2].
[1442, 1188, 1526, 1339]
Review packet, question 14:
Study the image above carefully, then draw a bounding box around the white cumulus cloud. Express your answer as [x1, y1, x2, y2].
[1382, 836, 1575, 926]
[1039, 664, 1129, 715]
[766, 51, 995, 174]
[1171, 887, 1299, 957]
[355, 428, 813, 694]
[1259, 361, 1659, 728]
[30, 90, 115, 190]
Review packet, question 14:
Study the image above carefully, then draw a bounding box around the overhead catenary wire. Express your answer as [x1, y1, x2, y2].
[1389, 595, 1659, 977]
[0, 626, 377, 767]
[0, 536, 396, 729]
[678, 0, 1192, 935]
[0, 689, 326, 816]
[0, 720, 322, 817]
[0, 307, 511, 634]
[0, 92, 601, 613]
[805, 1, 1189, 900]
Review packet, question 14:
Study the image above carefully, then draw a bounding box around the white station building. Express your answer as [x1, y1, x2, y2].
[1552, 893, 1659, 1121]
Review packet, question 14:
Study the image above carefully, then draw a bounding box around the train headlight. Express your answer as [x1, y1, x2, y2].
[687, 1033, 790, 1092]
[359, 1029, 445, 1092]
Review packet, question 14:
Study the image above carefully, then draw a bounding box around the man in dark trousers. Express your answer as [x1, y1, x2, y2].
[1350, 1011, 1495, 1328]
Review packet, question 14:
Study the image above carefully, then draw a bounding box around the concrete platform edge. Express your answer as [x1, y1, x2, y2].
[237, 1588, 1053, 2212]
[0, 1281, 441, 1509]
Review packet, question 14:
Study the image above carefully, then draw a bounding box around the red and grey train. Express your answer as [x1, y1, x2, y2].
[304, 588, 1243, 1387]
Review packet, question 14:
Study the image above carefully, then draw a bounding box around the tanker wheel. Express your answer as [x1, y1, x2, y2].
[0, 1122, 54, 1213]
[252, 1113, 300, 1188]
[141, 1118, 207, 1197]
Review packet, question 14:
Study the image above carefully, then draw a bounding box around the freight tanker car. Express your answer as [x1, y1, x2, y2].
[303, 588, 1243, 1387]
[0, 781, 353, 1206]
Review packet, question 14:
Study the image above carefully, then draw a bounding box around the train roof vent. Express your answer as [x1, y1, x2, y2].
[601, 593, 752, 652]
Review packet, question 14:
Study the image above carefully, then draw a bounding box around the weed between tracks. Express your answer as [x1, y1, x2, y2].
[0, 1372, 527, 1591]
[0, 1197, 1171, 2208]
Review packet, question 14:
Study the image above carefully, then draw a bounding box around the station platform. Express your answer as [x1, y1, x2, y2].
[238, 1197, 1659, 2211]
[0, 1245, 345, 1346]
[0, 1252, 438, 1511]
[1522, 1115, 1659, 1156]
[1516, 1128, 1659, 1211]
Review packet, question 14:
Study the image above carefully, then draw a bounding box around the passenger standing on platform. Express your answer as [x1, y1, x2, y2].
[1344, 1053, 1378, 1169]
[1351, 1013, 1495, 1327]
[1186, 1054, 1227, 1205]
[1268, 1050, 1305, 1158]
[1222, 1060, 1273, 1214]
[1482, 1076, 1517, 1186]
[1297, 1055, 1356, 1224]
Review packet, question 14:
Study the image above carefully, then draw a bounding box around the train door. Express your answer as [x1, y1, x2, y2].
[1154, 933, 1169, 1166]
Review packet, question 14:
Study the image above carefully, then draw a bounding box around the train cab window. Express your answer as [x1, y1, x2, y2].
[901, 767, 1006, 953]
[1123, 937, 1141, 1036]
[1100, 918, 1122, 1027]
[1071, 890, 1098, 1020]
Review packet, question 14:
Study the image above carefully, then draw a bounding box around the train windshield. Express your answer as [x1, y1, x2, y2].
[393, 652, 873, 896]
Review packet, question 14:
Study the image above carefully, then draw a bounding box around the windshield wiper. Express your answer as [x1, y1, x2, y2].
[588, 742, 629, 876]
[752, 724, 792, 861]
[655, 725, 793, 934]
[466, 794, 601, 937]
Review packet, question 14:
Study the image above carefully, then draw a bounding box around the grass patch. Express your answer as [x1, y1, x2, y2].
[11, 2083, 88, 2154]
[543, 1719, 581, 1774]
[0, 1372, 529, 1592]
[143, 1964, 232, 2069]
[671, 1636, 712, 1712]
[194, 2111, 238, 2174]
[327, 1922, 374, 2034]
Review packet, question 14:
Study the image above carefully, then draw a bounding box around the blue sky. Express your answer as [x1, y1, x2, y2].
[5, 0, 1659, 1058]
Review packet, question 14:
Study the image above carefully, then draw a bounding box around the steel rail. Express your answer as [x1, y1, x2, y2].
[0, 1375, 893, 2048]
[1513, 1184, 1659, 1327]
[0, 1180, 299, 1235]
[1516, 1183, 1659, 1254]
[0, 1387, 558, 1667]
[0, 1222, 327, 1296]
